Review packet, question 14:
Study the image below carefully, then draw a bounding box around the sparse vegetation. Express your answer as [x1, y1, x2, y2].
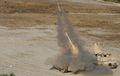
[0, 0, 120, 28]
[0, 1, 57, 13]
[0, 0, 120, 14]
[103, 0, 120, 3]
[0, 73, 15, 76]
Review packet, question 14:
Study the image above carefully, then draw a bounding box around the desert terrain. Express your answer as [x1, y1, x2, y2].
[0, 0, 120, 76]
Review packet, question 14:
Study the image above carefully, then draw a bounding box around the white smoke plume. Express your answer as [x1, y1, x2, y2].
[46, 0, 113, 75]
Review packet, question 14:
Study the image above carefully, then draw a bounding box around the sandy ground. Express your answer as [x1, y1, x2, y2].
[0, 25, 59, 76]
[0, 0, 120, 76]
[0, 25, 120, 76]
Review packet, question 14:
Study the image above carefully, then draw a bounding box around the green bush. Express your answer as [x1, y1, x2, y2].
[10, 73, 15, 76]
[0, 74, 8, 76]
[0, 73, 15, 76]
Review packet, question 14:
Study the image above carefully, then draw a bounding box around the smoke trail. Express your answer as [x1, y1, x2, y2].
[51, 1, 97, 72]
[46, 0, 113, 75]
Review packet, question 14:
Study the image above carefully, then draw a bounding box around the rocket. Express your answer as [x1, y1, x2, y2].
[65, 32, 79, 56]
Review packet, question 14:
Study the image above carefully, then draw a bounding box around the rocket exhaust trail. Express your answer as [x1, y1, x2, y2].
[46, 0, 113, 75]
[49, 1, 113, 75]
[51, 0, 97, 72]
[57, 1, 62, 12]
[65, 32, 79, 56]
